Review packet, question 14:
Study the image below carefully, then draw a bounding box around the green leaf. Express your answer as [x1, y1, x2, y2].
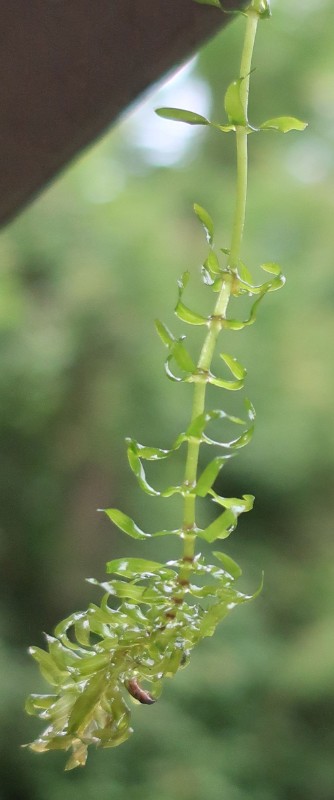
[74, 652, 111, 677]
[74, 617, 91, 647]
[155, 107, 210, 125]
[237, 261, 253, 284]
[198, 590, 248, 638]
[54, 612, 92, 652]
[125, 437, 171, 461]
[67, 672, 107, 735]
[25, 694, 57, 715]
[260, 116, 308, 133]
[156, 317, 197, 381]
[197, 401, 254, 450]
[186, 409, 242, 440]
[202, 425, 254, 450]
[193, 203, 214, 245]
[206, 370, 243, 391]
[127, 443, 160, 496]
[45, 636, 80, 671]
[175, 302, 208, 326]
[199, 509, 237, 543]
[173, 340, 196, 373]
[233, 261, 284, 298]
[102, 509, 151, 539]
[260, 262, 286, 290]
[210, 492, 255, 513]
[177, 270, 190, 291]
[224, 290, 270, 330]
[175, 272, 208, 326]
[212, 123, 236, 133]
[195, 455, 232, 497]
[98, 581, 154, 603]
[29, 733, 76, 755]
[204, 250, 220, 276]
[197, 493, 254, 543]
[224, 79, 247, 126]
[106, 557, 175, 579]
[205, 353, 247, 390]
[193, 0, 222, 7]
[220, 353, 246, 381]
[28, 647, 63, 686]
[155, 319, 174, 347]
[213, 551, 242, 579]
[102, 508, 178, 539]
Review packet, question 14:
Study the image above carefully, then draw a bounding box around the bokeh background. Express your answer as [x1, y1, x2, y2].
[1, 1, 334, 798]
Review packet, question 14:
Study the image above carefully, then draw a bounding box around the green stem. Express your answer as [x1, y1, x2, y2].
[180, 8, 259, 568]
[229, 9, 258, 268]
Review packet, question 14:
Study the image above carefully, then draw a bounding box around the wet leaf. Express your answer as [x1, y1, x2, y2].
[193, 0, 222, 7]
[175, 272, 208, 326]
[199, 493, 254, 542]
[106, 557, 175, 579]
[175, 301, 208, 326]
[125, 437, 172, 461]
[195, 455, 232, 497]
[25, 694, 57, 715]
[220, 353, 246, 381]
[224, 79, 247, 126]
[29, 734, 75, 754]
[65, 741, 89, 771]
[127, 443, 160, 496]
[207, 370, 244, 391]
[193, 203, 214, 245]
[204, 250, 220, 276]
[155, 107, 210, 125]
[213, 123, 236, 133]
[237, 260, 253, 284]
[102, 509, 151, 539]
[224, 284, 275, 330]
[102, 508, 178, 539]
[260, 116, 307, 133]
[210, 492, 255, 513]
[173, 340, 196, 373]
[67, 672, 107, 735]
[186, 408, 243, 441]
[101, 581, 154, 603]
[28, 647, 63, 686]
[199, 509, 237, 543]
[155, 319, 174, 347]
[213, 551, 242, 579]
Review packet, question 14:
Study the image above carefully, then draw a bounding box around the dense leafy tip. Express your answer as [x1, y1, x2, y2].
[26, 224, 284, 769]
[26, 547, 254, 769]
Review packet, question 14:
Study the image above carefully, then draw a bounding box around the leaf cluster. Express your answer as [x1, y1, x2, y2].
[25, 203, 278, 769]
[26, 547, 257, 769]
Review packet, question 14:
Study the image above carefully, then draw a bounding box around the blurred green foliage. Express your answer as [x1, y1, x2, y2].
[1, 0, 334, 797]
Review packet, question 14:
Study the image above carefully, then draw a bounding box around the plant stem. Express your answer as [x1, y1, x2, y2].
[180, 8, 259, 567]
[230, 9, 258, 267]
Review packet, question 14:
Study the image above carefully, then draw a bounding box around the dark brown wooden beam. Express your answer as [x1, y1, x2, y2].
[0, 0, 244, 226]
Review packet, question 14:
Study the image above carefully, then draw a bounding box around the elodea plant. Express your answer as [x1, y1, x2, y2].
[25, 0, 306, 771]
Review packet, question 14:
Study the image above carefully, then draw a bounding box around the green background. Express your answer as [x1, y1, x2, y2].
[1, 1, 334, 797]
